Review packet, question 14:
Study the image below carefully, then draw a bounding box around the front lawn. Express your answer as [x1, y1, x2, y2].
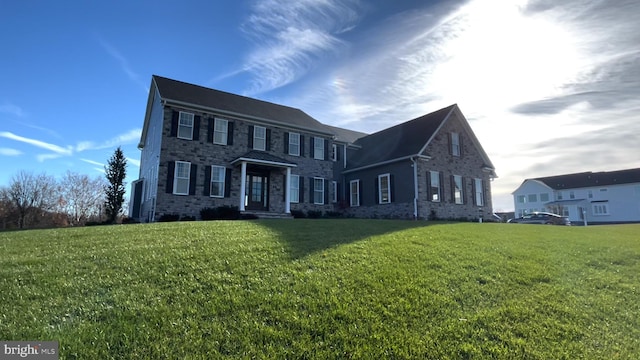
[1, 220, 638, 359]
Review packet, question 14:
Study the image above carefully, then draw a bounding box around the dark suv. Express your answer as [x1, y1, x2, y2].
[507, 212, 571, 225]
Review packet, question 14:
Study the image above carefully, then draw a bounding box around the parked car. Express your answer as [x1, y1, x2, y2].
[507, 212, 571, 225]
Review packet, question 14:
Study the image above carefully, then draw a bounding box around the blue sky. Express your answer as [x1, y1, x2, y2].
[1, 0, 639, 211]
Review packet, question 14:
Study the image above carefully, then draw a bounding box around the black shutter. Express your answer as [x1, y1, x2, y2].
[463, 177, 468, 204]
[207, 119, 214, 143]
[459, 133, 464, 157]
[284, 133, 289, 154]
[337, 145, 341, 162]
[203, 166, 211, 196]
[324, 179, 329, 205]
[359, 181, 363, 206]
[324, 140, 329, 160]
[448, 133, 453, 155]
[266, 129, 272, 151]
[426, 171, 432, 202]
[300, 136, 305, 157]
[310, 137, 314, 158]
[309, 177, 314, 204]
[170, 111, 178, 137]
[193, 115, 201, 141]
[337, 182, 342, 202]
[224, 169, 232, 197]
[450, 175, 455, 203]
[166, 161, 175, 193]
[299, 176, 304, 203]
[248, 125, 254, 148]
[390, 174, 395, 203]
[374, 177, 379, 204]
[472, 178, 477, 205]
[227, 122, 234, 145]
[189, 164, 197, 195]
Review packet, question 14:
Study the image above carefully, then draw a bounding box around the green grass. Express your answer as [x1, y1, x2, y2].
[1, 220, 639, 359]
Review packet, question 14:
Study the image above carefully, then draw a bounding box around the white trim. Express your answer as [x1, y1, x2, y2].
[313, 177, 325, 205]
[378, 173, 391, 204]
[177, 111, 194, 140]
[173, 161, 190, 195]
[289, 174, 300, 203]
[213, 118, 228, 145]
[314, 136, 324, 160]
[350, 179, 360, 207]
[253, 125, 266, 151]
[210, 165, 225, 198]
[288, 132, 300, 156]
[230, 157, 296, 168]
[331, 180, 337, 203]
[342, 154, 431, 174]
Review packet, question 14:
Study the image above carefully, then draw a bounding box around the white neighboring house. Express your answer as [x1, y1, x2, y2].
[512, 168, 640, 224]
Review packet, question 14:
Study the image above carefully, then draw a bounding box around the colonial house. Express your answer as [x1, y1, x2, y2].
[512, 168, 640, 224]
[129, 75, 497, 221]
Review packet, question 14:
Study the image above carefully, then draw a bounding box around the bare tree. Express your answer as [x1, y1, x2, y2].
[58, 171, 106, 226]
[0, 187, 15, 230]
[6, 171, 58, 229]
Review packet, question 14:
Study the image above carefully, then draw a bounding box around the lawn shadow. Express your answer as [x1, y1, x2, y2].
[254, 218, 431, 259]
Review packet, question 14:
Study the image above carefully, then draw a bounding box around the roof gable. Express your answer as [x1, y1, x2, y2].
[152, 75, 330, 134]
[533, 168, 640, 189]
[347, 105, 455, 169]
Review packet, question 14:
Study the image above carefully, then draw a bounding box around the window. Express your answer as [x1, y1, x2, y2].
[378, 174, 391, 204]
[528, 194, 537, 203]
[288, 132, 300, 156]
[517, 195, 526, 203]
[557, 192, 564, 200]
[474, 178, 484, 206]
[451, 132, 460, 156]
[562, 207, 569, 217]
[350, 180, 360, 207]
[429, 171, 441, 202]
[569, 191, 575, 199]
[290, 174, 299, 203]
[178, 112, 194, 140]
[600, 188, 608, 192]
[313, 177, 324, 205]
[453, 175, 463, 204]
[593, 202, 609, 215]
[210, 166, 225, 198]
[588, 190, 593, 199]
[331, 181, 337, 203]
[314, 137, 324, 160]
[253, 126, 266, 150]
[174, 161, 191, 195]
[540, 193, 549, 202]
[213, 118, 228, 145]
[331, 144, 338, 162]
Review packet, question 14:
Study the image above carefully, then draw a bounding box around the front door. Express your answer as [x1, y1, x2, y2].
[245, 172, 269, 211]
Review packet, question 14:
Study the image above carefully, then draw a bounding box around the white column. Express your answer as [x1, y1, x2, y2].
[285, 167, 291, 214]
[239, 161, 247, 211]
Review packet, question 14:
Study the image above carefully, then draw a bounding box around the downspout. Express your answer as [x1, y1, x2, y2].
[411, 157, 418, 220]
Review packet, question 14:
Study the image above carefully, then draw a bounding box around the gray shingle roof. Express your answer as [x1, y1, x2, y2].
[534, 168, 640, 189]
[347, 105, 456, 169]
[153, 75, 330, 134]
[323, 124, 368, 144]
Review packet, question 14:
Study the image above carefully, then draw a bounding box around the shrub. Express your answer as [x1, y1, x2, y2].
[158, 213, 180, 222]
[290, 210, 306, 219]
[324, 211, 343, 218]
[217, 206, 240, 220]
[121, 217, 139, 224]
[307, 210, 323, 219]
[180, 215, 196, 221]
[200, 207, 218, 221]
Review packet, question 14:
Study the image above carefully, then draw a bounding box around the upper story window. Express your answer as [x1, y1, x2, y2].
[451, 132, 460, 157]
[174, 161, 191, 195]
[528, 194, 537, 203]
[453, 175, 464, 204]
[331, 144, 338, 162]
[517, 195, 526, 203]
[178, 112, 194, 140]
[588, 190, 593, 198]
[314, 137, 324, 160]
[378, 174, 391, 204]
[253, 126, 266, 151]
[429, 171, 441, 202]
[593, 202, 609, 215]
[557, 192, 564, 200]
[213, 118, 228, 145]
[350, 180, 360, 207]
[569, 191, 575, 199]
[210, 166, 226, 198]
[540, 193, 550, 202]
[288, 132, 300, 156]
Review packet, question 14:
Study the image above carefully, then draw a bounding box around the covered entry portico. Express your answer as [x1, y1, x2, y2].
[231, 151, 297, 214]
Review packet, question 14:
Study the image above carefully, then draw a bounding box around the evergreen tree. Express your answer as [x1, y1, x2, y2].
[104, 147, 127, 224]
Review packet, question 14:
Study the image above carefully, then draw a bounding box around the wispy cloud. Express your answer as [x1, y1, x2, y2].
[0, 102, 26, 117]
[76, 128, 142, 152]
[236, 0, 363, 94]
[80, 158, 104, 167]
[127, 157, 140, 167]
[0, 131, 72, 155]
[99, 40, 149, 93]
[0, 148, 22, 156]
